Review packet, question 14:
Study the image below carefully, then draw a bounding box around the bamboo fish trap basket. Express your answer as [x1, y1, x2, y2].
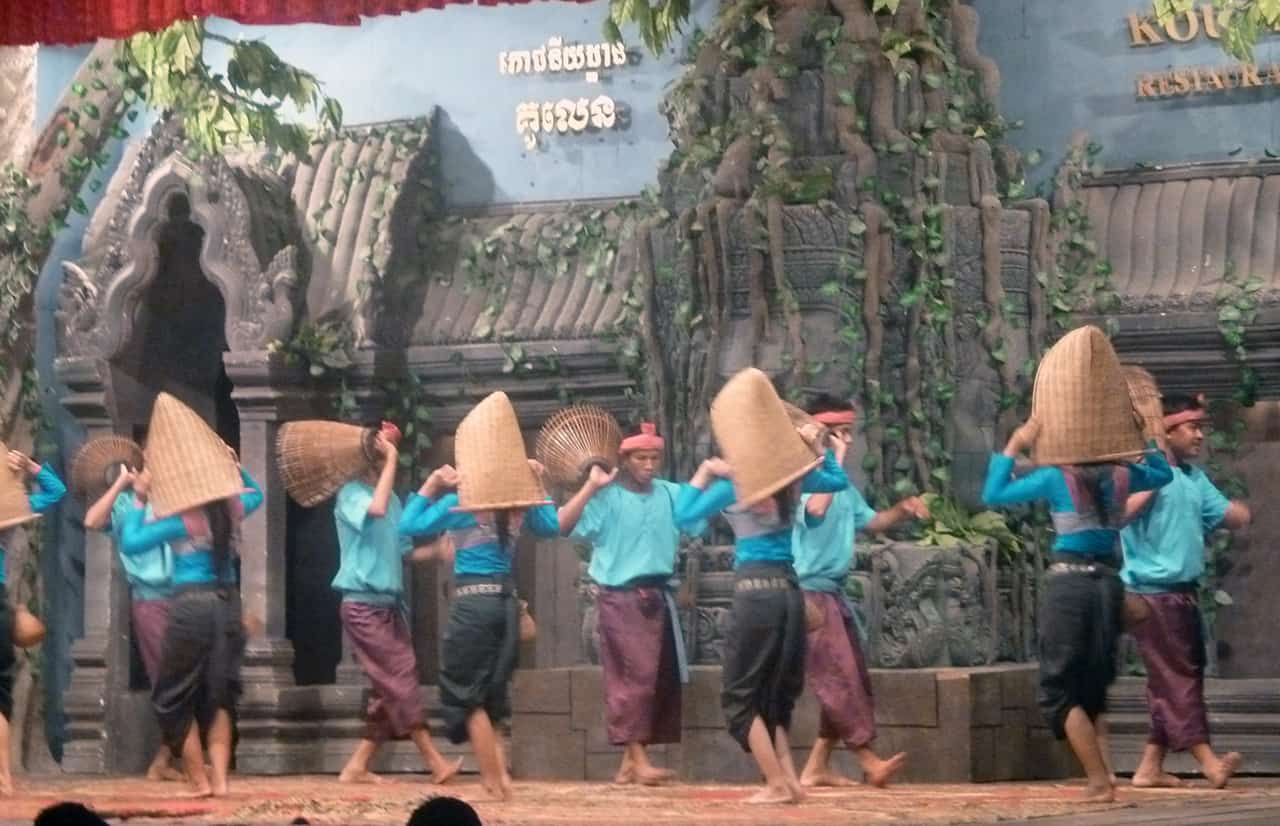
[1030, 326, 1145, 465]
[69, 436, 144, 500]
[276, 421, 380, 507]
[1121, 365, 1166, 447]
[534, 405, 623, 490]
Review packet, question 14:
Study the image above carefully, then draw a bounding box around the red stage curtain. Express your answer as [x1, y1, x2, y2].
[0, 0, 590, 47]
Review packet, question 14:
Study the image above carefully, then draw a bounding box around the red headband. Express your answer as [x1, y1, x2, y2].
[1164, 409, 1207, 429]
[620, 422, 664, 453]
[380, 421, 403, 446]
[812, 410, 856, 426]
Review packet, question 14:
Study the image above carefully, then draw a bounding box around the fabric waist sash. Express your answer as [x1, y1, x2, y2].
[340, 590, 401, 606]
[1050, 552, 1119, 568]
[800, 574, 869, 645]
[600, 574, 673, 592]
[454, 575, 514, 598]
[1128, 580, 1198, 595]
[130, 584, 174, 602]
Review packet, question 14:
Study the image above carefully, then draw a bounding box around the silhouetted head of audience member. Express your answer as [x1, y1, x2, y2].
[406, 795, 482, 826]
[33, 802, 109, 826]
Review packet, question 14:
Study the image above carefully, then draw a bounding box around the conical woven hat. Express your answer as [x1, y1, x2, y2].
[455, 391, 547, 512]
[144, 393, 243, 519]
[277, 421, 378, 507]
[0, 442, 39, 531]
[70, 436, 144, 500]
[1121, 365, 1165, 445]
[710, 368, 822, 508]
[1031, 326, 1144, 465]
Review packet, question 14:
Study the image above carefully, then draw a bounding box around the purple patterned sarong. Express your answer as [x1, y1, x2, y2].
[340, 601, 424, 742]
[1130, 591, 1211, 752]
[597, 586, 682, 746]
[804, 591, 876, 749]
[131, 598, 172, 685]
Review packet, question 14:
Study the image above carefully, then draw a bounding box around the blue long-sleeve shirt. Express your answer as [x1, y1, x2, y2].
[674, 450, 849, 567]
[399, 492, 560, 577]
[981, 446, 1172, 556]
[0, 465, 67, 585]
[120, 469, 263, 586]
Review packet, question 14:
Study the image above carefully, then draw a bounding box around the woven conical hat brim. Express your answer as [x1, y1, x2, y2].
[1122, 365, 1165, 440]
[0, 442, 38, 531]
[454, 391, 547, 512]
[70, 436, 144, 499]
[1031, 326, 1145, 466]
[277, 421, 377, 507]
[144, 393, 243, 519]
[711, 368, 823, 509]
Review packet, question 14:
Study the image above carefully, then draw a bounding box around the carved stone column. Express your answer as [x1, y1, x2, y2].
[59, 361, 131, 773]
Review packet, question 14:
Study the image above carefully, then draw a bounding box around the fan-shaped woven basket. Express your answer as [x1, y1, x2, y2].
[12, 605, 45, 648]
[455, 392, 547, 512]
[0, 442, 38, 531]
[534, 405, 623, 489]
[1031, 326, 1145, 465]
[70, 436, 144, 500]
[144, 393, 243, 519]
[710, 368, 822, 508]
[1122, 365, 1166, 445]
[277, 421, 379, 507]
[782, 401, 828, 457]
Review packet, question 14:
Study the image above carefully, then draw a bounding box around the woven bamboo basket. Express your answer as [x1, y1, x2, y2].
[1030, 326, 1145, 465]
[0, 442, 38, 531]
[710, 368, 822, 508]
[276, 421, 379, 507]
[534, 405, 623, 489]
[69, 436, 144, 500]
[1121, 365, 1166, 446]
[144, 393, 243, 519]
[13, 605, 45, 649]
[782, 401, 829, 456]
[454, 392, 547, 512]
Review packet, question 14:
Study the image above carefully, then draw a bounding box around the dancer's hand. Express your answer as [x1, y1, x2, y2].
[896, 495, 929, 521]
[1002, 420, 1040, 458]
[421, 464, 459, 498]
[586, 465, 618, 490]
[703, 457, 732, 478]
[133, 468, 152, 501]
[7, 450, 39, 477]
[828, 432, 848, 464]
[375, 432, 398, 465]
[527, 458, 548, 478]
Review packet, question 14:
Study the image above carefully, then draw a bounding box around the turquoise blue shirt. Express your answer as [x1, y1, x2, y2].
[1121, 463, 1230, 593]
[106, 492, 173, 601]
[572, 480, 707, 587]
[0, 465, 66, 586]
[399, 492, 561, 577]
[981, 447, 1172, 556]
[673, 450, 849, 567]
[331, 481, 412, 601]
[793, 487, 878, 589]
[120, 469, 263, 586]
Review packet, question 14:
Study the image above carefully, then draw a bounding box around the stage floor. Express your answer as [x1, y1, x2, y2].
[5, 775, 1280, 825]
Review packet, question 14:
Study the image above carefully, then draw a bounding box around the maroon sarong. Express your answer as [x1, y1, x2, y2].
[131, 598, 172, 685]
[596, 586, 681, 746]
[340, 601, 424, 742]
[1130, 591, 1210, 751]
[804, 591, 876, 749]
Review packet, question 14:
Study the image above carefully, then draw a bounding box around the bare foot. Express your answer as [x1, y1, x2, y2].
[211, 777, 229, 797]
[634, 766, 676, 786]
[1205, 751, 1242, 789]
[431, 757, 464, 785]
[186, 784, 214, 799]
[1082, 782, 1116, 803]
[864, 752, 908, 788]
[338, 768, 386, 784]
[745, 784, 798, 805]
[482, 777, 513, 802]
[613, 766, 635, 785]
[1132, 771, 1183, 788]
[800, 770, 857, 788]
[0, 774, 12, 797]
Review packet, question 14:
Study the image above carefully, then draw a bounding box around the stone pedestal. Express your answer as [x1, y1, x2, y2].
[511, 664, 1074, 783]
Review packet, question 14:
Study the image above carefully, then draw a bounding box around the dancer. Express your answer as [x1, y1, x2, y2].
[674, 368, 849, 804]
[331, 424, 460, 785]
[792, 394, 921, 788]
[0, 448, 65, 796]
[557, 422, 706, 786]
[119, 394, 263, 797]
[983, 419, 1171, 802]
[1121, 393, 1250, 789]
[399, 392, 560, 801]
[82, 452, 182, 782]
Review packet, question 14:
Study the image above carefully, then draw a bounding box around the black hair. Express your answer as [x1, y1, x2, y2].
[1162, 392, 1204, 417]
[34, 802, 109, 826]
[103, 461, 128, 488]
[804, 393, 854, 416]
[495, 509, 512, 553]
[206, 498, 235, 584]
[406, 795, 482, 826]
[772, 485, 795, 528]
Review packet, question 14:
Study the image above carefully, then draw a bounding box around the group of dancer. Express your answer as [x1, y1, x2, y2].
[0, 322, 1253, 806]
